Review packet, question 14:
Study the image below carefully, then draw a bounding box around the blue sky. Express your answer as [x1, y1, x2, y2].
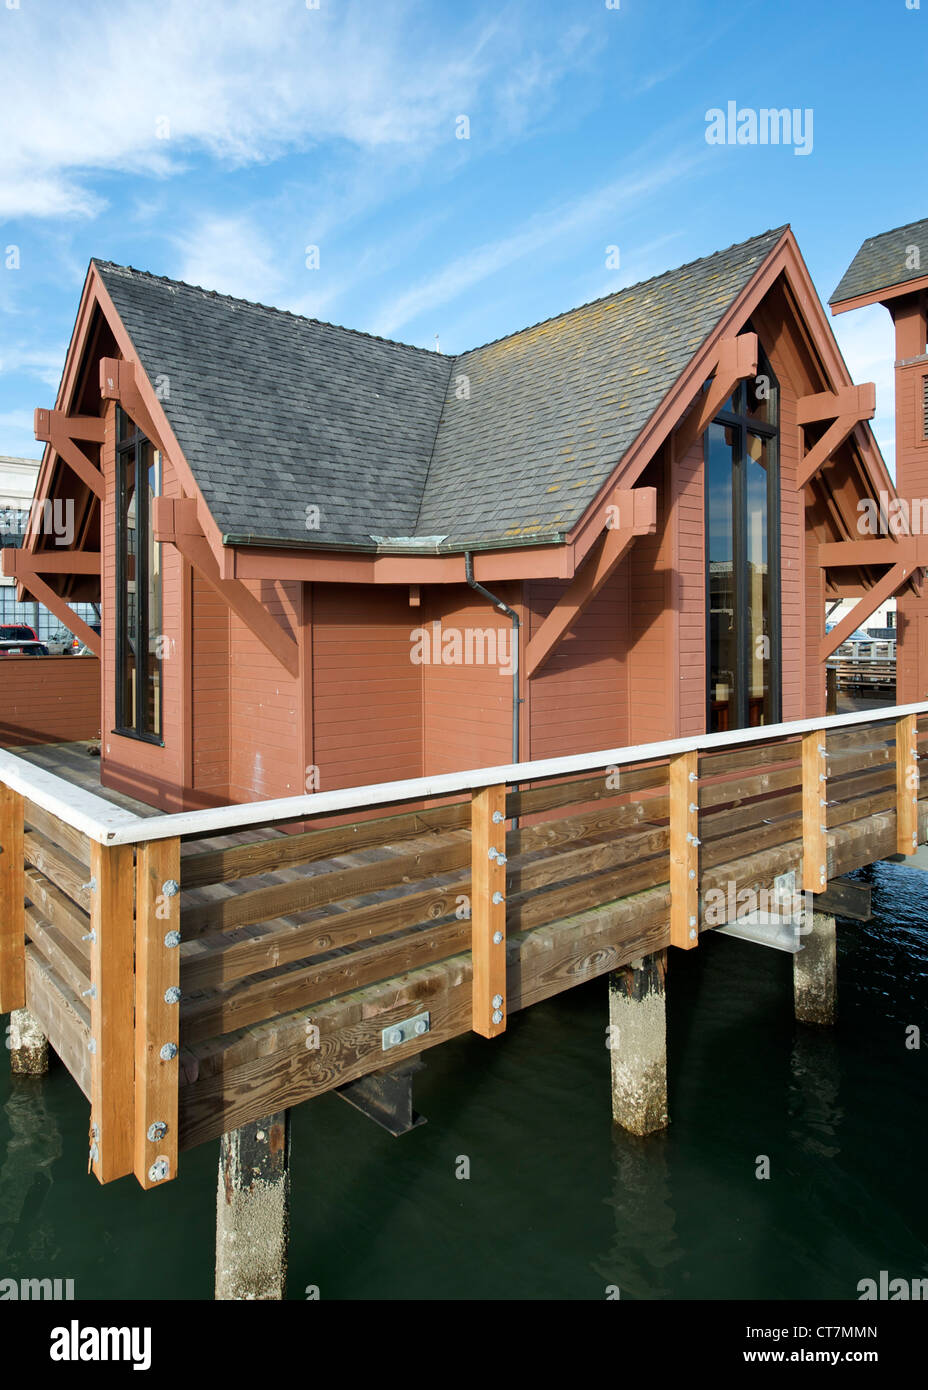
[1, 0, 925, 468]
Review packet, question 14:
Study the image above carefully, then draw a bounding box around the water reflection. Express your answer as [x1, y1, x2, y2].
[593, 1129, 679, 1300]
[0, 1078, 63, 1265]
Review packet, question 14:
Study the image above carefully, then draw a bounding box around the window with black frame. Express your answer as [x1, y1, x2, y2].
[705, 351, 781, 732]
[115, 407, 163, 741]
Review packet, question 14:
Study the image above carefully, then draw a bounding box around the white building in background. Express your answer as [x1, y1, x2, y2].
[0, 454, 99, 640]
[826, 595, 896, 639]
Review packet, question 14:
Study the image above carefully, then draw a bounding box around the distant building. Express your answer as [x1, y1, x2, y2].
[0, 454, 99, 640]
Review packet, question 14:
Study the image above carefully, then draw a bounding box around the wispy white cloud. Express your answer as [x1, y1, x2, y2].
[0, 345, 67, 389]
[0, 0, 588, 221]
[173, 214, 285, 306]
[830, 303, 896, 471]
[370, 152, 703, 337]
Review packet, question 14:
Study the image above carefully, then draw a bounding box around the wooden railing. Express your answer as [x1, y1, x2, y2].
[1, 701, 926, 1190]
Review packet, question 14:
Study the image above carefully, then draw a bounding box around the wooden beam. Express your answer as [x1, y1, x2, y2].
[470, 785, 507, 1037]
[153, 498, 299, 679]
[672, 332, 759, 461]
[801, 731, 828, 893]
[0, 566, 100, 654]
[89, 842, 135, 1184]
[818, 538, 920, 568]
[812, 875, 871, 921]
[0, 785, 25, 1012]
[819, 563, 912, 661]
[99, 357, 169, 457]
[2, 549, 101, 576]
[895, 713, 918, 856]
[669, 751, 699, 949]
[796, 383, 876, 426]
[34, 408, 104, 501]
[135, 839, 180, 1188]
[524, 487, 656, 678]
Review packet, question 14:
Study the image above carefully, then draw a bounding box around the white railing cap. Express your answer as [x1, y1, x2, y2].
[2, 700, 926, 848]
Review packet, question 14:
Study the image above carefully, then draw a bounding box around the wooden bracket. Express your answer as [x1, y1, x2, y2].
[0, 785, 25, 1012]
[525, 486, 656, 678]
[471, 785, 507, 1037]
[34, 408, 105, 501]
[0, 558, 100, 653]
[673, 332, 759, 461]
[669, 751, 699, 948]
[89, 843, 136, 1185]
[895, 713, 919, 856]
[1, 548, 101, 577]
[796, 384, 875, 490]
[801, 731, 828, 893]
[819, 562, 911, 661]
[99, 357, 169, 457]
[153, 497, 299, 678]
[135, 839, 180, 1188]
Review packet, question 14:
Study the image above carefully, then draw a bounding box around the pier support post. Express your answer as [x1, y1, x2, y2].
[608, 951, 668, 1135]
[216, 1111, 291, 1301]
[794, 912, 837, 1026]
[8, 1007, 48, 1076]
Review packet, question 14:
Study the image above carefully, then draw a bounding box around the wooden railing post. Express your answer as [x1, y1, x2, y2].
[895, 713, 919, 856]
[135, 839, 181, 1188]
[471, 785, 507, 1037]
[801, 730, 828, 893]
[88, 841, 135, 1184]
[669, 752, 699, 949]
[0, 785, 25, 1012]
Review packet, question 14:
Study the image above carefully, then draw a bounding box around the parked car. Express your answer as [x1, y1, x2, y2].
[0, 622, 39, 647]
[47, 628, 82, 655]
[0, 641, 49, 656]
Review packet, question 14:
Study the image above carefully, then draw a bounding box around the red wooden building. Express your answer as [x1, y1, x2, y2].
[831, 214, 928, 703]
[3, 225, 916, 812]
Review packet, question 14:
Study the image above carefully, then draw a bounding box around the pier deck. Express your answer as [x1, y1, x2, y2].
[1, 703, 926, 1190]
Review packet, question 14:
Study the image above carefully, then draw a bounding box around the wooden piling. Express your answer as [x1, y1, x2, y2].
[794, 912, 837, 1026]
[608, 951, 668, 1135]
[9, 1007, 48, 1075]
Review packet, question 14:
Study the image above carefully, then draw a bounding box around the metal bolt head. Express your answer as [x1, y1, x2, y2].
[414, 1019, 428, 1035]
[689, 928, 697, 940]
[492, 994, 503, 1009]
[147, 1121, 167, 1143]
[164, 986, 181, 1004]
[388, 1028, 403, 1047]
[164, 930, 181, 949]
[491, 1009, 503, 1025]
[492, 930, 503, 945]
[162, 879, 180, 897]
[159, 1043, 178, 1062]
[491, 891, 505, 905]
[148, 1158, 170, 1183]
[492, 810, 505, 823]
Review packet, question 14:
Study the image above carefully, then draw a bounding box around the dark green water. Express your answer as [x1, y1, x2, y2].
[2, 859, 926, 1301]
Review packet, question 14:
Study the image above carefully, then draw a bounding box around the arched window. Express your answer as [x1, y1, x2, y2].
[705, 351, 780, 731]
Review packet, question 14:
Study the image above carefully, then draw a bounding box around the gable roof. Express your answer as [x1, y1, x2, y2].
[830, 215, 928, 307]
[93, 228, 786, 553]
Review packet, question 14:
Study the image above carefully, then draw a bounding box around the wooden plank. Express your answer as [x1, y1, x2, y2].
[180, 799, 471, 888]
[135, 840, 181, 1189]
[182, 832, 471, 938]
[470, 785, 507, 1038]
[896, 712, 919, 855]
[813, 876, 872, 922]
[697, 739, 797, 778]
[801, 730, 828, 893]
[24, 866, 91, 960]
[24, 946, 91, 1099]
[506, 763, 667, 819]
[0, 784, 25, 1011]
[24, 905, 91, 1000]
[23, 830, 92, 912]
[24, 801, 91, 868]
[669, 751, 699, 949]
[89, 842, 135, 1184]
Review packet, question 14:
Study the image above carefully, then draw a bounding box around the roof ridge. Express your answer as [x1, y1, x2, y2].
[90, 258, 444, 359]
[451, 225, 789, 359]
[855, 213, 928, 246]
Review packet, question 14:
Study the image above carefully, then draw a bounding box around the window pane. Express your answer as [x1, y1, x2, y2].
[117, 407, 136, 444]
[120, 454, 138, 731]
[707, 422, 737, 732]
[746, 432, 771, 725]
[745, 372, 776, 426]
[145, 445, 163, 738]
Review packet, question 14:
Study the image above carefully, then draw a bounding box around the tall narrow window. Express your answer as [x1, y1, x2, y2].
[115, 408, 163, 741]
[705, 354, 780, 732]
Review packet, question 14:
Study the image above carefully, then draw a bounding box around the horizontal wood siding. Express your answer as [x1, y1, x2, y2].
[312, 584, 423, 790]
[673, 434, 706, 737]
[525, 569, 628, 760]
[227, 580, 301, 802]
[0, 655, 101, 747]
[626, 454, 673, 742]
[191, 570, 230, 798]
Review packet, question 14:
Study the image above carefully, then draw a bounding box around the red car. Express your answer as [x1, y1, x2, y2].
[0, 623, 48, 655]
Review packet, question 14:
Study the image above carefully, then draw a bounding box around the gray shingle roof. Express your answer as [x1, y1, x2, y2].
[830, 216, 928, 306]
[93, 226, 786, 553]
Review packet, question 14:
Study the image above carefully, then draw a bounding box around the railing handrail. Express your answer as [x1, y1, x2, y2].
[2, 700, 927, 848]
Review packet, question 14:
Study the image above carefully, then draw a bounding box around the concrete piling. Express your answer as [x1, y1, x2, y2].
[8, 1008, 49, 1076]
[794, 912, 837, 1026]
[215, 1111, 291, 1301]
[608, 950, 668, 1136]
